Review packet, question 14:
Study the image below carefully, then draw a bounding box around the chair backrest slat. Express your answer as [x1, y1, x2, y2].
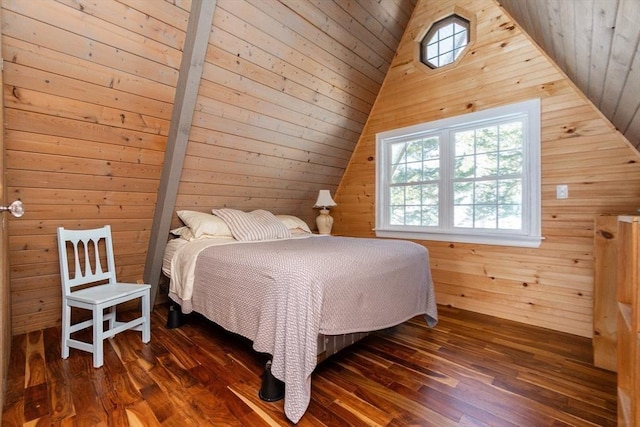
[57, 225, 118, 294]
[92, 238, 103, 276]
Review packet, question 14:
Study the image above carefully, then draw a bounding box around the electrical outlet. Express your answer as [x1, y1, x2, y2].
[556, 184, 568, 199]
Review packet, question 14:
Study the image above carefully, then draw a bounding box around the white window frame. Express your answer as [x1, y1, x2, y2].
[375, 99, 541, 248]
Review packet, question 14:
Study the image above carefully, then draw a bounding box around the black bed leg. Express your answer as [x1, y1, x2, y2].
[259, 360, 285, 402]
[166, 303, 184, 329]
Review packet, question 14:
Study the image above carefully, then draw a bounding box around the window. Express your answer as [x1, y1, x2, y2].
[375, 99, 541, 248]
[420, 14, 470, 69]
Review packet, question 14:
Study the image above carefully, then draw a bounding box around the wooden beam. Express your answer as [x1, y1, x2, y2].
[144, 0, 216, 306]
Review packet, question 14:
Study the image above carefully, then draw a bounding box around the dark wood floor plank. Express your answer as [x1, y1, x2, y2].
[2, 304, 617, 426]
[22, 382, 49, 422]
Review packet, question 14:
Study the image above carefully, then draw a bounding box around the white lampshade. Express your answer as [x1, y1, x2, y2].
[313, 190, 337, 209]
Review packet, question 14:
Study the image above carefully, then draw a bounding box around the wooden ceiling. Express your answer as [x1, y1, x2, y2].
[497, 0, 640, 151]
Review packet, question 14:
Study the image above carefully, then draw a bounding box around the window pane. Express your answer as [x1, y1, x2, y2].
[453, 30, 467, 49]
[453, 181, 473, 204]
[454, 205, 473, 227]
[391, 206, 405, 225]
[406, 185, 422, 205]
[439, 24, 453, 39]
[405, 206, 422, 225]
[475, 205, 497, 228]
[475, 152, 498, 177]
[475, 180, 497, 204]
[423, 159, 440, 180]
[391, 163, 407, 184]
[498, 149, 522, 175]
[426, 42, 439, 61]
[439, 35, 454, 55]
[498, 205, 522, 229]
[454, 155, 475, 178]
[474, 153, 497, 177]
[406, 162, 422, 182]
[422, 183, 439, 202]
[422, 206, 439, 226]
[498, 178, 521, 205]
[499, 122, 523, 150]
[454, 130, 475, 155]
[406, 140, 423, 162]
[390, 186, 405, 205]
[476, 126, 498, 153]
[423, 137, 440, 159]
[391, 142, 406, 163]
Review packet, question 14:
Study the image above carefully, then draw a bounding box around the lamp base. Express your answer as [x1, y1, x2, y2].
[316, 209, 334, 235]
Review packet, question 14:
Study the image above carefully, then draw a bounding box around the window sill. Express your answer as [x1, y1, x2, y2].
[374, 229, 542, 248]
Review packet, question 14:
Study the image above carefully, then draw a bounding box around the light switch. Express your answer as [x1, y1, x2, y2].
[556, 184, 568, 199]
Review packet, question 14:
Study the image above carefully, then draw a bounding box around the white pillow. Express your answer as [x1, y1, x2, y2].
[170, 226, 234, 241]
[176, 210, 233, 239]
[212, 208, 292, 241]
[170, 226, 196, 240]
[276, 215, 312, 234]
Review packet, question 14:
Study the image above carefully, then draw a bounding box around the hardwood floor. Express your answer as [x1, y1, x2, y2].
[2, 304, 616, 426]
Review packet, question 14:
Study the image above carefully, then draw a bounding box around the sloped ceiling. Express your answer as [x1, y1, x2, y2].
[497, 0, 639, 150]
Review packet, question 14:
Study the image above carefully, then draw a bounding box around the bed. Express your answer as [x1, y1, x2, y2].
[163, 209, 438, 423]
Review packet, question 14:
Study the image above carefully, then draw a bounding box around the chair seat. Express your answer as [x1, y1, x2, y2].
[68, 283, 151, 305]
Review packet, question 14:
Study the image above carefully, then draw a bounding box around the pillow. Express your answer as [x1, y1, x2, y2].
[176, 210, 233, 239]
[211, 208, 292, 241]
[170, 226, 196, 240]
[170, 226, 234, 241]
[276, 215, 312, 234]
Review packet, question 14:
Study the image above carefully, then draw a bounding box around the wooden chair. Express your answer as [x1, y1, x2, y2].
[57, 225, 151, 368]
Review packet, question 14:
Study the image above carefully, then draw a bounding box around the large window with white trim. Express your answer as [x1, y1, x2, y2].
[375, 99, 541, 247]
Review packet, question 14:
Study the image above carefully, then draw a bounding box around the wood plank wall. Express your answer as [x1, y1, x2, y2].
[3, 0, 637, 340]
[0, 6, 8, 417]
[171, 0, 413, 231]
[333, 0, 640, 337]
[1, 0, 415, 335]
[2, 0, 189, 334]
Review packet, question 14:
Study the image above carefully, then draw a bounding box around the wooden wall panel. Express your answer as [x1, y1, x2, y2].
[2, 0, 188, 334]
[333, 0, 640, 337]
[0, 6, 8, 419]
[2, 0, 415, 334]
[171, 0, 412, 230]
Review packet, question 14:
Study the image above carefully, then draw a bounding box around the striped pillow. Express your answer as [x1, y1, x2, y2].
[211, 209, 292, 241]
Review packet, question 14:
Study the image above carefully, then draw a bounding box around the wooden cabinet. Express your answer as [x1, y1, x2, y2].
[617, 215, 639, 427]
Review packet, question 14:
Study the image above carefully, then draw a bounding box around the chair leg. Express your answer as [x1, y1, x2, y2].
[141, 293, 150, 343]
[93, 305, 104, 368]
[107, 305, 116, 333]
[61, 304, 70, 360]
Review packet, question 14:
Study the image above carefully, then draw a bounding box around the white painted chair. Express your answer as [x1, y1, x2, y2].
[57, 225, 151, 368]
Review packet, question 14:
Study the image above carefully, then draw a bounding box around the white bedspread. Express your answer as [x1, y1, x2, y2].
[167, 236, 437, 423]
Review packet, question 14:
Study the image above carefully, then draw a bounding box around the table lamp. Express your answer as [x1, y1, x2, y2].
[313, 190, 337, 235]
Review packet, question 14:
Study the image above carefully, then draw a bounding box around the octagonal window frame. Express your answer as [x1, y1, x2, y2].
[419, 13, 472, 70]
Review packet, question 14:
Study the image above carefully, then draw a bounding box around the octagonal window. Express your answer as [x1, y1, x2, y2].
[420, 14, 470, 69]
